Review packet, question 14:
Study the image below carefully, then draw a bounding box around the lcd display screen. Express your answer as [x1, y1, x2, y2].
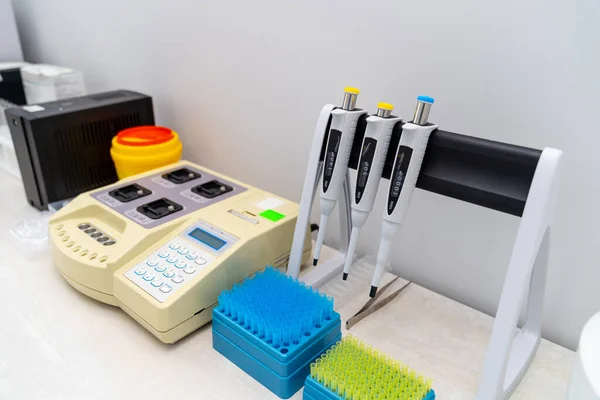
[188, 227, 227, 250]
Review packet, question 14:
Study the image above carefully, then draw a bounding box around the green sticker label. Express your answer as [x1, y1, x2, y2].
[259, 209, 285, 222]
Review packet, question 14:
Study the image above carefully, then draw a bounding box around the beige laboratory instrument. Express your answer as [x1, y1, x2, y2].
[49, 161, 311, 343]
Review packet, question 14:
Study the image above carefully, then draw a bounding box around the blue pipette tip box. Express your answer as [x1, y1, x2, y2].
[303, 377, 436, 400]
[212, 266, 341, 399]
[417, 95, 435, 104]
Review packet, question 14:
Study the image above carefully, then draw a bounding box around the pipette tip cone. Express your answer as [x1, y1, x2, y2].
[313, 258, 318, 266]
[369, 286, 378, 298]
[342, 273, 348, 281]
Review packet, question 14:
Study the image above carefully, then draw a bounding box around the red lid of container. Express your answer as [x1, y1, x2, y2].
[116, 126, 174, 147]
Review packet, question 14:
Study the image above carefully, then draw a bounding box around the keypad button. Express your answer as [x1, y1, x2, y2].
[169, 242, 181, 250]
[104, 241, 116, 246]
[186, 252, 198, 260]
[172, 275, 184, 284]
[195, 257, 207, 266]
[167, 256, 178, 263]
[163, 269, 176, 278]
[91, 232, 103, 238]
[151, 279, 164, 287]
[97, 236, 109, 243]
[154, 263, 166, 273]
[143, 274, 155, 282]
[134, 268, 146, 276]
[177, 247, 189, 255]
[158, 251, 170, 258]
[78, 223, 90, 230]
[160, 285, 172, 293]
[175, 261, 187, 269]
[146, 258, 159, 267]
[183, 266, 196, 274]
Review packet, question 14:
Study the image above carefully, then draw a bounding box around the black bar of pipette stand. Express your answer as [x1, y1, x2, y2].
[382, 128, 541, 217]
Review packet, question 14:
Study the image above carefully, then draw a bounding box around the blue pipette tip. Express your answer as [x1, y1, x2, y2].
[417, 95, 435, 104]
[216, 266, 336, 350]
[213, 266, 341, 398]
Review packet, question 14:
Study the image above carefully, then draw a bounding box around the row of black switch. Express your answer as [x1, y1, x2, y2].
[78, 223, 116, 246]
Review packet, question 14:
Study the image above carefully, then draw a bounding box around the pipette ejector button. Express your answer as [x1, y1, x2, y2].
[341, 87, 360, 111]
[413, 96, 435, 126]
[376, 102, 394, 118]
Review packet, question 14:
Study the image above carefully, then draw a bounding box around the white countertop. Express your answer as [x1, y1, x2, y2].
[0, 170, 575, 399]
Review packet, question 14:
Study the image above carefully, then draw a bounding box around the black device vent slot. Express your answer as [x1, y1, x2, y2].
[55, 112, 142, 195]
[20, 117, 44, 206]
[89, 92, 126, 101]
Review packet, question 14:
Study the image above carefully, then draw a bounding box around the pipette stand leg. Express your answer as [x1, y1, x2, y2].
[286, 104, 356, 288]
[286, 104, 336, 281]
[475, 148, 562, 400]
[300, 172, 352, 289]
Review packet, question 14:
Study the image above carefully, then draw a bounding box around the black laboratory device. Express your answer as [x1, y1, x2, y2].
[5, 90, 155, 210]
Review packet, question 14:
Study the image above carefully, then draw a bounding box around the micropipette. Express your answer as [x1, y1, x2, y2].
[313, 87, 368, 266]
[369, 96, 437, 298]
[342, 103, 402, 280]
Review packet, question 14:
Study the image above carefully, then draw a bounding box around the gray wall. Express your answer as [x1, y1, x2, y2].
[12, 0, 600, 350]
[0, 0, 22, 61]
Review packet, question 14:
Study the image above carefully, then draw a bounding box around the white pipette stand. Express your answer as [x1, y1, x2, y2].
[287, 100, 563, 400]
